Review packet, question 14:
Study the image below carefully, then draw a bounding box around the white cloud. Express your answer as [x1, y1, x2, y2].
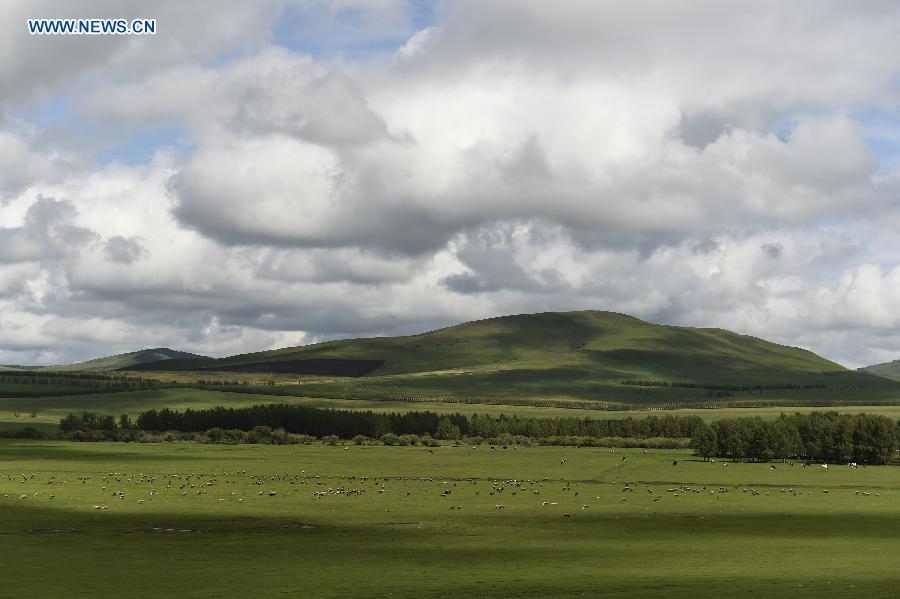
[2, 1, 900, 368]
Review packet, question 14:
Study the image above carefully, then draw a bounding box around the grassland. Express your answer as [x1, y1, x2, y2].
[2, 441, 899, 598]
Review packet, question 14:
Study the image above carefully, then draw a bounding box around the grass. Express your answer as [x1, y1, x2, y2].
[2, 440, 900, 597]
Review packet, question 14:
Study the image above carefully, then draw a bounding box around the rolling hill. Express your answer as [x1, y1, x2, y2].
[861, 359, 900, 381]
[124, 311, 900, 407]
[48, 348, 207, 372]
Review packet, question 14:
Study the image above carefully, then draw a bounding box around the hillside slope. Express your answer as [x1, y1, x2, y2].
[132, 311, 842, 377]
[49, 348, 207, 372]
[861, 359, 900, 381]
[124, 311, 897, 406]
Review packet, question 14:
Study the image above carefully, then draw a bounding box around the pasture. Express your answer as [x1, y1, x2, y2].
[1, 441, 899, 597]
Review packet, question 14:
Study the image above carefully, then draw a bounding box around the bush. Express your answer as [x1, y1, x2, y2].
[225, 429, 245, 443]
[207, 427, 227, 443]
[322, 434, 340, 445]
[398, 434, 420, 446]
[352, 435, 373, 445]
[0, 427, 44, 440]
[380, 432, 400, 446]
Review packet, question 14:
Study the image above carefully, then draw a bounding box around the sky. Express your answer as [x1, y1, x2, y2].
[2, 1, 900, 368]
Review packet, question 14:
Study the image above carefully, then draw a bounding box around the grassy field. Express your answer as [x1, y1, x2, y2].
[1, 441, 899, 598]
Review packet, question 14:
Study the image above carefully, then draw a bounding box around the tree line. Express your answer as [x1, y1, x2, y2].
[619, 380, 827, 391]
[60, 404, 704, 441]
[692, 411, 900, 464]
[0, 372, 162, 383]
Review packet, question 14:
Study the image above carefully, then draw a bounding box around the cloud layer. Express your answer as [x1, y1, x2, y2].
[1, 1, 900, 367]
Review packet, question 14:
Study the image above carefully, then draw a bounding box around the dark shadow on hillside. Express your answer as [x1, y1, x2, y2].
[202, 359, 385, 377]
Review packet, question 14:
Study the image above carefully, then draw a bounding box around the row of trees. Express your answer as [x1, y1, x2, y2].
[61, 405, 705, 441]
[0, 372, 161, 383]
[692, 412, 899, 464]
[59, 406, 900, 462]
[619, 380, 826, 391]
[132, 405, 704, 440]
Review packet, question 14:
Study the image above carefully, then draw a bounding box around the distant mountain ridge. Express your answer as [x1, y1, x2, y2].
[47, 348, 207, 372]
[22, 310, 895, 405]
[127, 310, 847, 378]
[861, 359, 900, 381]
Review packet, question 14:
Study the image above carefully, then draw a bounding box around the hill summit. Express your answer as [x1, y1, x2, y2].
[861, 359, 900, 381]
[118, 310, 900, 407]
[50, 348, 207, 372]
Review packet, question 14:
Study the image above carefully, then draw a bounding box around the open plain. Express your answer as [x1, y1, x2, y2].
[2, 441, 899, 598]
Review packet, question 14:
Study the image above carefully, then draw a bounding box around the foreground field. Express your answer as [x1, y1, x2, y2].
[1, 442, 899, 597]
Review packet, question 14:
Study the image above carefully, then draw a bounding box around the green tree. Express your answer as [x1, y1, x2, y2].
[435, 415, 461, 440]
[207, 427, 226, 443]
[691, 423, 718, 461]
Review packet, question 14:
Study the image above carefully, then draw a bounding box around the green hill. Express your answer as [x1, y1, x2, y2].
[48, 348, 207, 372]
[125, 311, 899, 407]
[861, 359, 900, 381]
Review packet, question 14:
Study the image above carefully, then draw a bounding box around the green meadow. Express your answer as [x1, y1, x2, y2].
[2, 441, 899, 598]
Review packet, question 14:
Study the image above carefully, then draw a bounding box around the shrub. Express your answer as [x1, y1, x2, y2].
[380, 432, 400, 446]
[207, 427, 226, 443]
[420, 434, 440, 447]
[398, 434, 420, 446]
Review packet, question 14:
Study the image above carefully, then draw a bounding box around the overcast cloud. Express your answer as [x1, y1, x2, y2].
[2, 0, 900, 367]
